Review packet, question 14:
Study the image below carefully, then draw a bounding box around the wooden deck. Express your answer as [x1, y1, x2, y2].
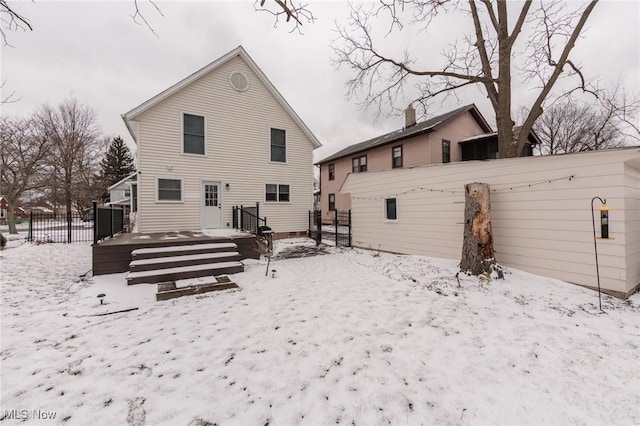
[93, 231, 259, 275]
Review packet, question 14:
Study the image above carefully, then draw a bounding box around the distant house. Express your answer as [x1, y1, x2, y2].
[341, 147, 640, 298]
[0, 196, 27, 222]
[0, 196, 7, 222]
[107, 172, 136, 207]
[316, 104, 538, 223]
[121, 46, 321, 237]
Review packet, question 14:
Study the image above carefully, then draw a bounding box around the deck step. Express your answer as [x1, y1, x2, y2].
[129, 251, 241, 272]
[131, 242, 238, 260]
[156, 276, 239, 301]
[127, 261, 244, 285]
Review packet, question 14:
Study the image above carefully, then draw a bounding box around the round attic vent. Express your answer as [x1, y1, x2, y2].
[229, 71, 249, 92]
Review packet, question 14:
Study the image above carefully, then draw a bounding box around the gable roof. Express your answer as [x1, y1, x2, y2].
[122, 46, 321, 149]
[107, 171, 138, 191]
[317, 104, 491, 165]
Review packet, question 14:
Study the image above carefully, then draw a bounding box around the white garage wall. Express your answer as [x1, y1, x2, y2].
[341, 148, 640, 296]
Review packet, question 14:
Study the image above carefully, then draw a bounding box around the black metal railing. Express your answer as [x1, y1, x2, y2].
[232, 203, 267, 235]
[309, 209, 352, 247]
[93, 201, 125, 244]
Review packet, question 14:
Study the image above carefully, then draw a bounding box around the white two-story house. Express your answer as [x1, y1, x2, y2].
[122, 46, 321, 237]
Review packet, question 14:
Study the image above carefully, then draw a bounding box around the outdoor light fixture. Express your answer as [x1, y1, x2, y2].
[97, 293, 106, 305]
[596, 204, 613, 239]
[591, 197, 613, 314]
[225, 183, 230, 190]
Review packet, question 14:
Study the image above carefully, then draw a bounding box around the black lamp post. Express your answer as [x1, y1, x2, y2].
[591, 197, 611, 314]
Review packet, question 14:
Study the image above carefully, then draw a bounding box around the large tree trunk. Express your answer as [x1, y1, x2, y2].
[460, 182, 495, 275]
[6, 201, 18, 234]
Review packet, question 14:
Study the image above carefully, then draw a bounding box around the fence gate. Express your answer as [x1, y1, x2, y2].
[308, 209, 351, 247]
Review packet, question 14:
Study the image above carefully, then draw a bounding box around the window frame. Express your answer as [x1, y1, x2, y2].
[156, 177, 183, 203]
[182, 113, 206, 156]
[328, 193, 336, 211]
[328, 163, 335, 181]
[352, 155, 367, 173]
[442, 139, 451, 163]
[392, 145, 403, 168]
[384, 197, 398, 221]
[265, 183, 291, 203]
[270, 128, 287, 163]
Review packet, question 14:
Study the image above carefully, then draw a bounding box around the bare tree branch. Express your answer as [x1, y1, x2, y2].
[254, 0, 315, 34]
[0, 0, 32, 46]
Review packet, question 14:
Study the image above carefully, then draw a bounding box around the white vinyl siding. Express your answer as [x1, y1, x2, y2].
[342, 149, 640, 296]
[134, 56, 315, 233]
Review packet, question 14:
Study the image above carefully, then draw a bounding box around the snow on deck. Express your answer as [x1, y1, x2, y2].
[131, 242, 237, 255]
[129, 251, 238, 266]
[1, 239, 639, 425]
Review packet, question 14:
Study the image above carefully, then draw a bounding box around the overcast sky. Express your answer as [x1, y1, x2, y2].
[1, 1, 639, 161]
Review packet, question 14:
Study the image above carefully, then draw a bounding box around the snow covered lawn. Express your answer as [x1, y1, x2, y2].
[1, 239, 639, 425]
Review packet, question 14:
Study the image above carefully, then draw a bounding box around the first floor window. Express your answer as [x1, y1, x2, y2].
[385, 197, 397, 220]
[442, 139, 451, 163]
[392, 145, 402, 168]
[328, 193, 335, 211]
[352, 155, 367, 173]
[266, 184, 290, 202]
[183, 113, 205, 155]
[158, 178, 182, 201]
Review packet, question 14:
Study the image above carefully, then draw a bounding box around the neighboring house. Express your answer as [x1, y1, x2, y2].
[341, 147, 640, 298]
[122, 46, 321, 236]
[106, 171, 137, 231]
[459, 126, 542, 160]
[316, 104, 538, 223]
[0, 196, 7, 222]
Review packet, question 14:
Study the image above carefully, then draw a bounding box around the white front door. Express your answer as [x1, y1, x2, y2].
[202, 181, 221, 229]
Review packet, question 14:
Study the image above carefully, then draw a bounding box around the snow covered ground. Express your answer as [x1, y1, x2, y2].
[1, 238, 639, 425]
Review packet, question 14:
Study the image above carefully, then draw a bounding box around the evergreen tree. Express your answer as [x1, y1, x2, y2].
[99, 136, 135, 202]
[100, 136, 135, 186]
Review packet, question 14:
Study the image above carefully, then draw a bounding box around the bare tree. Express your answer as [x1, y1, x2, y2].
[532, 83, 640, 155]
[0, 115, 50, 234]
[333, 0, 600, 159]
[36, 99, 103, 217]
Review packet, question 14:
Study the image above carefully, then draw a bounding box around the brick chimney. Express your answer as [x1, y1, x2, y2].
[405, 104, 416, 128]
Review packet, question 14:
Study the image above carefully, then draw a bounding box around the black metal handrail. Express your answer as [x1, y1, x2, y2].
[232, 203, 267, 235]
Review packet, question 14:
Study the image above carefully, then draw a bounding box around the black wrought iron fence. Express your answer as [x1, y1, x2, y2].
[25, 202, 125, 244]
[27, 211, 94, 243]
[309, 209, 352, 247]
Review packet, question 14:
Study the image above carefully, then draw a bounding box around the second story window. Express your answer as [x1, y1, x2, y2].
[183, 114, 205, 155]
[442, 139, 451, 163]
[352, 155, 367, 173]
[271, 128, 286, 163]
[392, 145, 402, 168]
[328, 163, 335, 180]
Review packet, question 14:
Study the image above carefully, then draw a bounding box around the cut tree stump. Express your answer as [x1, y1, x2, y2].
[460, 182, 495, 275]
